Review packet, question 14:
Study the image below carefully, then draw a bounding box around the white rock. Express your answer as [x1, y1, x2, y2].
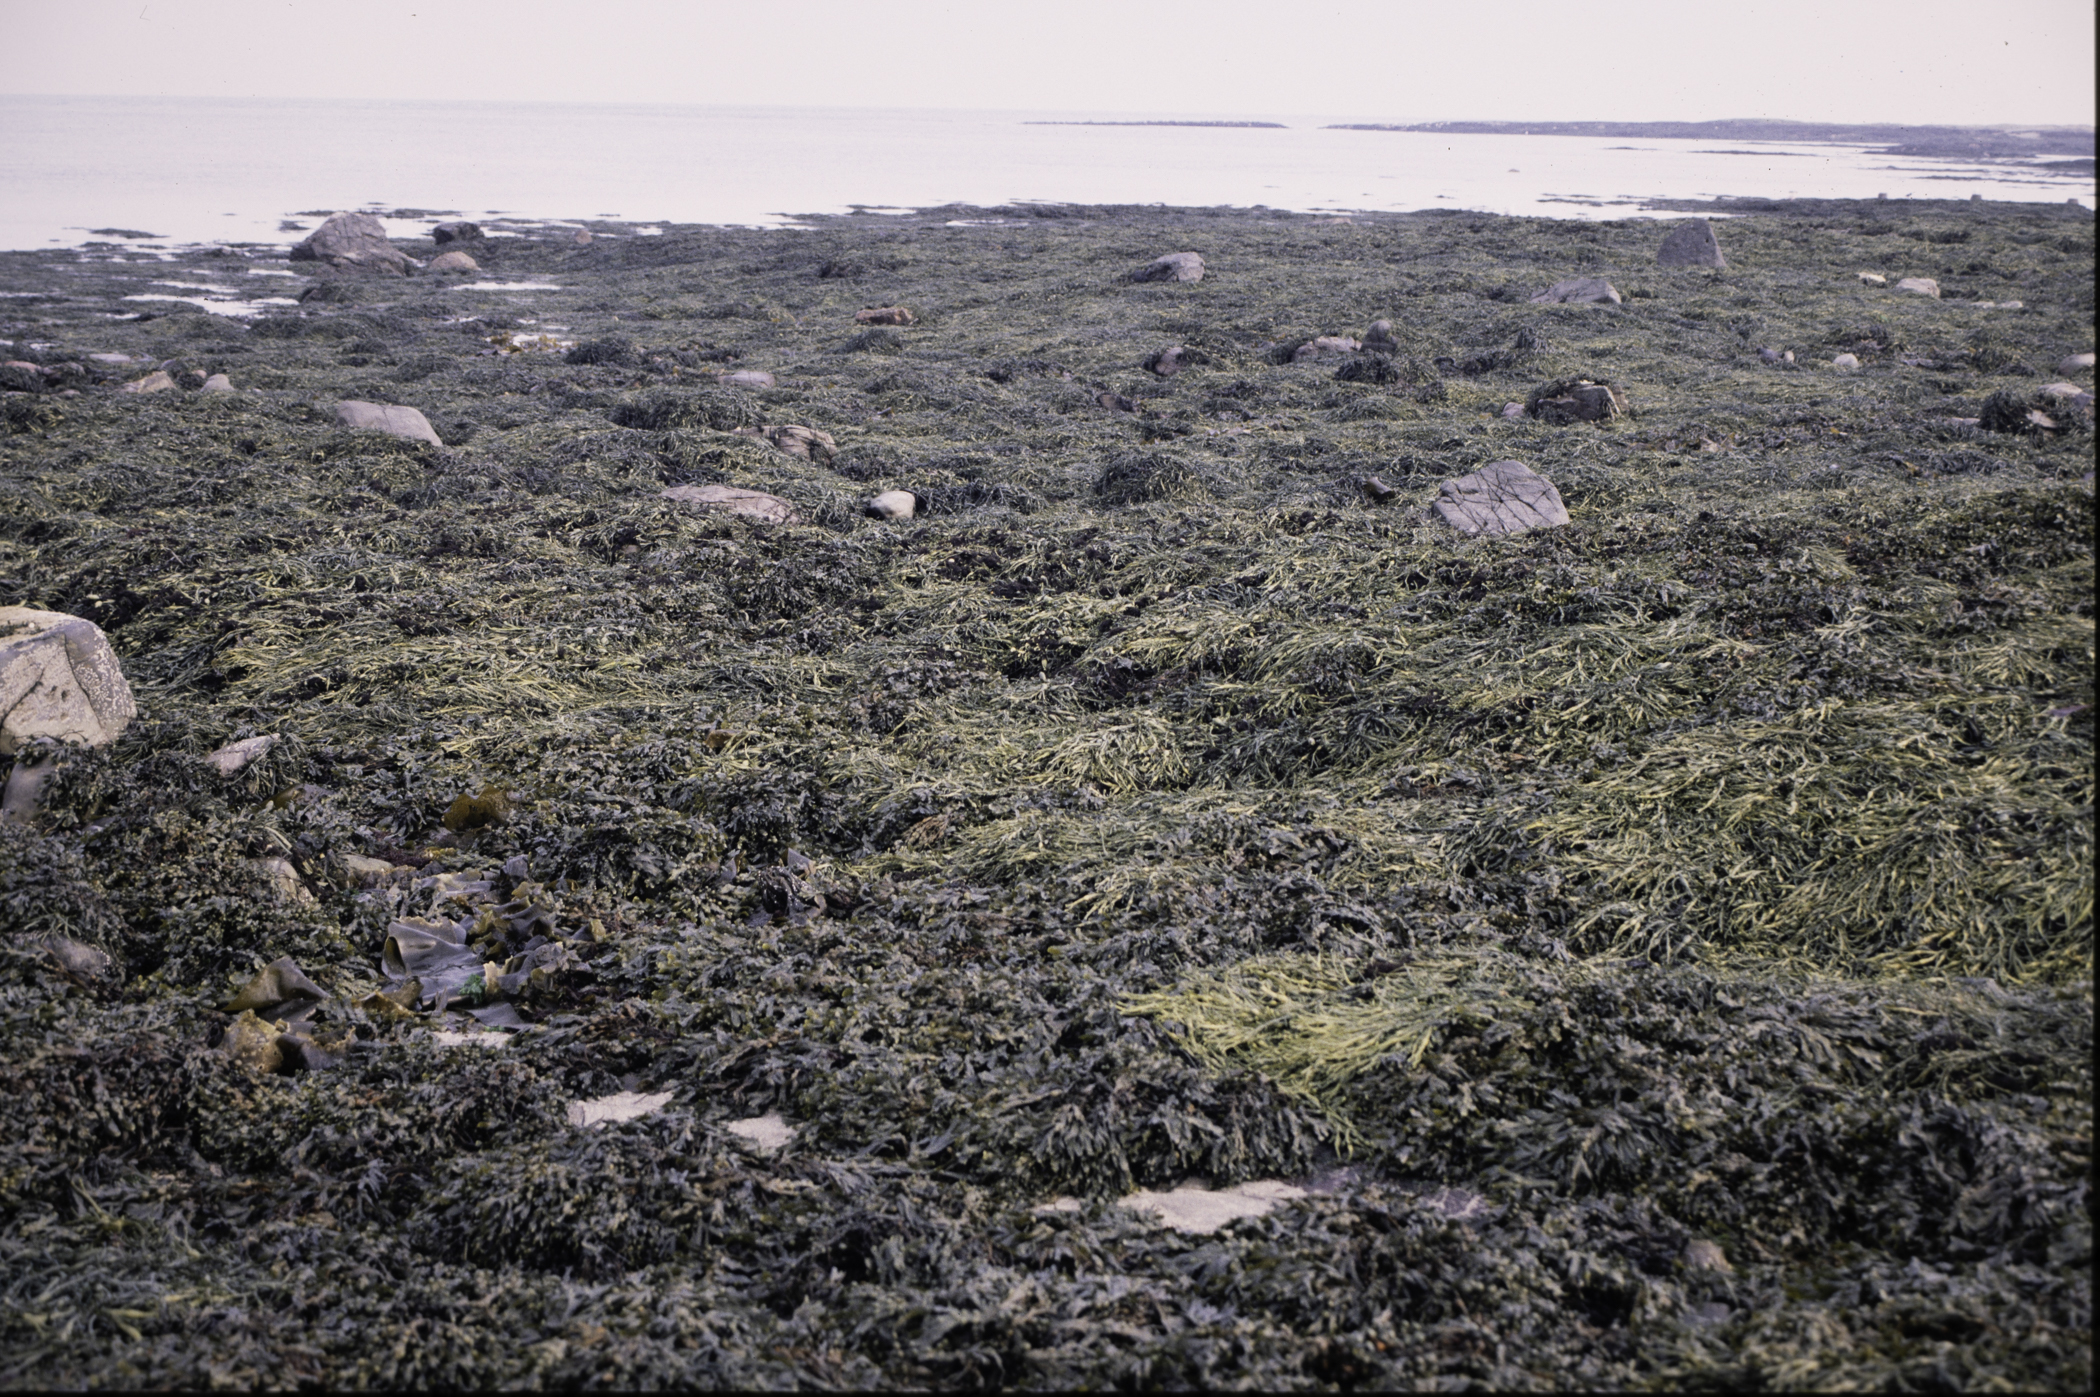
[867, 489, 917, 520]
[334, 400, 443, 447]
[0, 607, 138, 755]
[205, 734, 277, 777]
[1500, 401, 1524, 419]
[2059, 353, 2095, 373]
[1832, 353, 1861, 370]
[1857, 272, 1886, 286]
[2038, 381, 2087, 400]
[200, 373, 234, 392]
[567, 1090, 674, 1128]
[726, 1112, 795, 1153]
[1118, 1179, 1308, 1235]
[1894, 277, 1940, 298]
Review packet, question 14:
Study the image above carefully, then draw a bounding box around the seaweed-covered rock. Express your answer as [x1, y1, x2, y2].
[432, 220, 484, 245]
[335, 399, 443, 447]
[1334, 354, 1400, 385]
[1895, 276, 1941, 297]
[1530, 277, 1622, 305]
[1431, 460, 1569, 537]
[289, 212, 417, 275]
[0, 362, 41, 393]
[1657, 218, 1726, 268]
[1131, 251, 1205, 283]
[1, 608, 138, 756]
[661, 484, 799, 524]
[1362, 319, 1399, 353]
[425, 249, 479, 273]
[1526, 377, 1627, 424]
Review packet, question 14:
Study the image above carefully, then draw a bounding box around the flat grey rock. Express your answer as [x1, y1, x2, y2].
[206, 734, 277, 776]
[1530, 277, 1621, 305]
[1432, 460, 1569, 537]
[1131, 251, 1205, 283]
[334, 400, 443, 447]
[660, 484, 799, 525]
[1657, 218, 1726, 268]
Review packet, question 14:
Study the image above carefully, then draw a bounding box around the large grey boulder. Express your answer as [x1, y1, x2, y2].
[289, 213, 417, 275]
[1431, 461, 1569, 538]
[2, 607, 137, 821]
[1658, 218, 1726, 268]
[335, 400, 443, 447]
[661, 484, 799, 525]
[1131, 252, 1205, 283]
[1530, 277, 1622, 305]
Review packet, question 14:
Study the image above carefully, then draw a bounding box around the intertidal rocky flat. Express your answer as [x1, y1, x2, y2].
[1, 198, 2092, 1389]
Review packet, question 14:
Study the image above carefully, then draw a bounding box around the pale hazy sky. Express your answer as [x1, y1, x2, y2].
[2, 0, 2092, 127]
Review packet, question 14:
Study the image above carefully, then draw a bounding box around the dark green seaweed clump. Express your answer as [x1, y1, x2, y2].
[0, 197, 2090, 1390]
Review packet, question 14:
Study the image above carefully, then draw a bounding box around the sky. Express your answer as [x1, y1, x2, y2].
[0, 0, 2093, 127]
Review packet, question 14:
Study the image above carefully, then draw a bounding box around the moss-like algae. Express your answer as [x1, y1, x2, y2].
[0, 198, 2089, 1388]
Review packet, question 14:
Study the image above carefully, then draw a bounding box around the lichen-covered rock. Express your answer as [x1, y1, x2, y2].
[1432, 460, 1569, 537]
[0, 608, 138, 755]
[289, 212, 416, 275]
[1657, 218, 1726, 268]
[1530, 277, 1621, 305]
[1131, 252, 1205, 283]
[334, 400, 443, 447]
[660, 484, 799, 525]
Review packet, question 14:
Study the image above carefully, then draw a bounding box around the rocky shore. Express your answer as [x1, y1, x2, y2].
[1, 197, 2092, 1389]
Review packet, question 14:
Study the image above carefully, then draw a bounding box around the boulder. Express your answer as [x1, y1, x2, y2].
[206, 734, 277, 777]
[200, 373, 234, 392]
[1131, 252, 1205, 283]
[1362, 319, 1399, 353]
[2038, 382, 2095, 411]
[432, 221, 485, 245]
[425, 249, 479, 273]
[572, 229, 593, 246]
[1500, 401, 1525, 419]
[1530, 277, 1622, 305]
[1858, 272, 1887, 286]
[717, 369, 777, 390]
[334, 400, 443, 447]
[2059, 352, 2096, 373]
[1894, 277, 1940, 298]
[1832, 353, 1861, 371]
[1097, 390, 1136, 413]
[123, 370, 177, 393]
[853, 306, 915, 326]
[1657, 218, 1726, 268]
[288, 212, 416, 275]
[660, 484, 798, 525]
[1, 607, 138, 755]
[1526, 378, 1627, 424]
[1144, 345, 1188, 377]
[1432, 460, 1569, 538]
[0, 363, 41, 394]
[1292, 336, 1362, 363]
[734, 423, 836, 463]
[1758, 347, 1795, 365]
[866, 490, 917, 520]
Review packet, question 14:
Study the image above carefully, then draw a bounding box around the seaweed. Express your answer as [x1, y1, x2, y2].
[0, 194, 2090, 1389]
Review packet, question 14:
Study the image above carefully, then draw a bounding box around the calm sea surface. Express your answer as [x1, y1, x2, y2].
[2, 95, 2091, 252]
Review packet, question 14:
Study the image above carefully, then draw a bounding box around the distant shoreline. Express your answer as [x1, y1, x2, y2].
[1022, 120, 1287, 129]
[1327, 118, 2097, 161]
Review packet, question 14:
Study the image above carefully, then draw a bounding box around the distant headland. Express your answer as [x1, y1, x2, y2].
[1324, 118, 2096, 160]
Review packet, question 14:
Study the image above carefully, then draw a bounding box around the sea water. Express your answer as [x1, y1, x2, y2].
[1, 95, 2090, 252]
